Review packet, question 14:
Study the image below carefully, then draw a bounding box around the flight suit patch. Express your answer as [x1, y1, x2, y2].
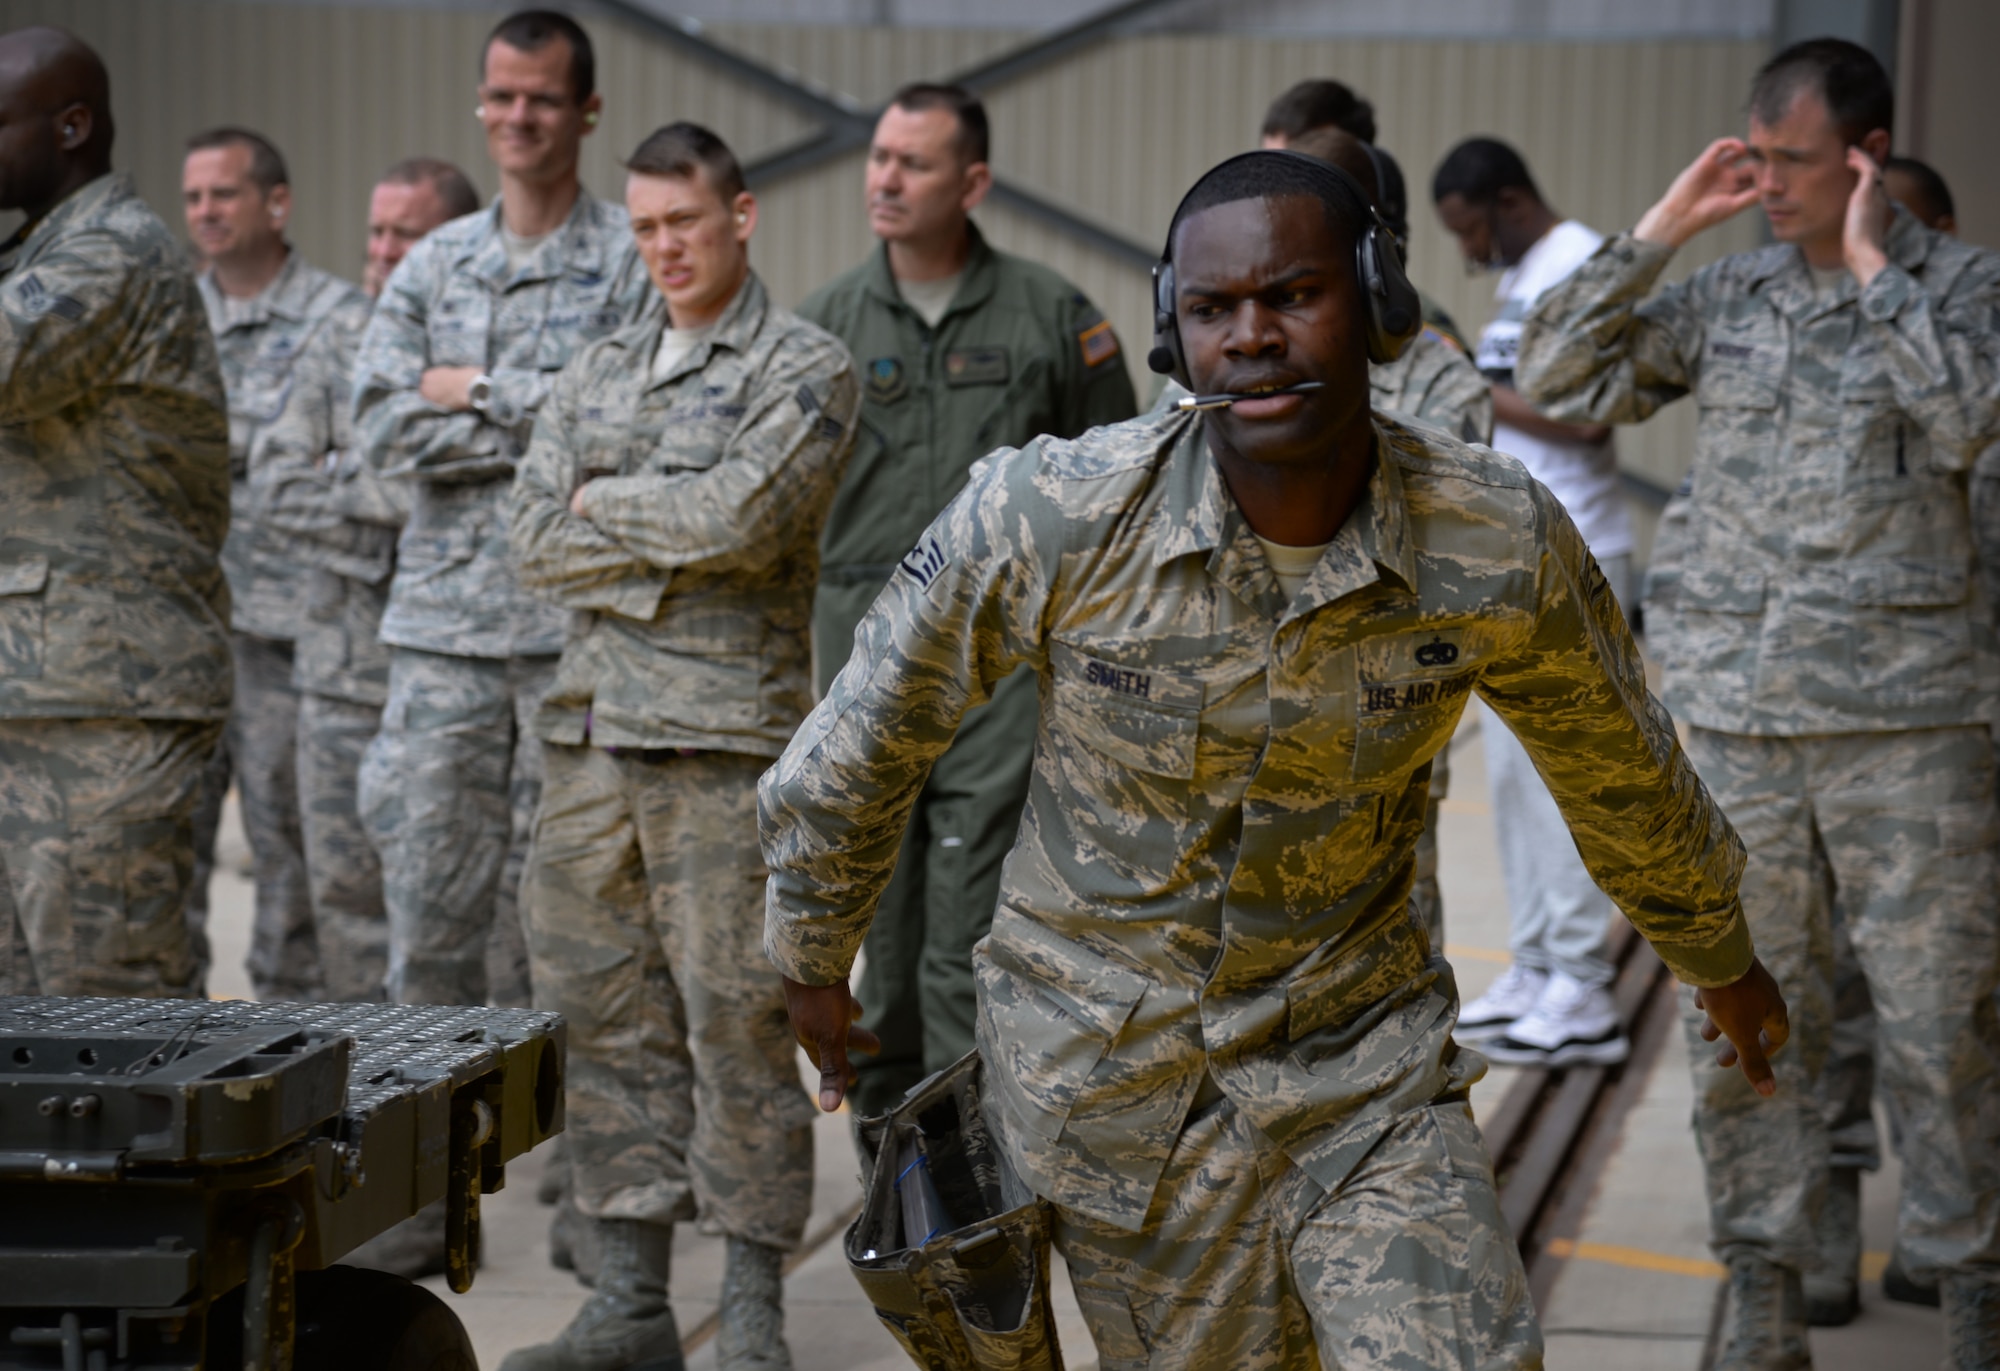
[866, 356, 907, 404]
[943, 347, 1010, 387]
[1079, 318, 1120, 369]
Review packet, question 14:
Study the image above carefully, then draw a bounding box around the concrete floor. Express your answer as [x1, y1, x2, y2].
[200, 709, 1947, 1370]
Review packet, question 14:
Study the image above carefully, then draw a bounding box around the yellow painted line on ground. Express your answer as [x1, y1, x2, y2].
[1545, 1240, 1897, 1284]
[1543, 1238, 1726, 1280]
[1444, 944, 1513, 965]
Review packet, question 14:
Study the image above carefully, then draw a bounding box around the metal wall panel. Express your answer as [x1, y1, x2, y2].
[4, 0, 1772, 558]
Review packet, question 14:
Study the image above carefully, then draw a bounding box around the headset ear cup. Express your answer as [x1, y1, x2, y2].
[1149, 260, 1184, 379]
[1359, 224, 1423, 364]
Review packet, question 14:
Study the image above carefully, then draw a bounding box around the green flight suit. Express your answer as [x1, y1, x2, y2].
[798, 224, 1138, 1112]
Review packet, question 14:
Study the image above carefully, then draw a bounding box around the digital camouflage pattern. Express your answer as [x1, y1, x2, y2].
[1156, 328, 1494, 950]
[353, 195, 652, 661]
[762, 406, 1751, 1239]
[1680, 726, 2000, 1281]
[1975, 442, 2000, 640]
[526, 745, 814, 1245]
[1516, 209, 2000, 737]
[1056, 1096, 1538, 1369]
[508, 272, 859, 754]
[229, 632, 317, 999]
[357, 645, 544, 1008]
[250, 295, 405, 709]
[0, 717, 220, 998]
[200, 251, 369, 640]
[248, 300, 400, 1001]
[510, 273, 853, 1247]
[0, 172, 231, 723]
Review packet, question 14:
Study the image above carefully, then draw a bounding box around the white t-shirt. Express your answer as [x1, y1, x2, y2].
[1255, 535, 1331, 602]
[651, 324, 711, 384]
[897, 271, 963, 329]
[1475, 219, 1632, 559]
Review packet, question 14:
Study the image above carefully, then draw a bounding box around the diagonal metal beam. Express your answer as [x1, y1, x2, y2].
[590, 0, 1177, 267]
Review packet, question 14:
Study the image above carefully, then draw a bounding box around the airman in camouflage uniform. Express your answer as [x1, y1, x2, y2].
[767, 153, 1781, 1370]
[192, 152, 370, 999]
[1158, 325, 1491, 949]
[350, 14, 649, 1011]
[798, 85, 1138, 1117]
[1518, 39, 2000, 1366]
[0, 29, 232, 999]
[503, 123, 857, 1371]
[249, 295, 399, 1002]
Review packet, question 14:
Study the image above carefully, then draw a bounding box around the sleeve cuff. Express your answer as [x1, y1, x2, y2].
[1859, 263, 1917, 323]
[1654, 904, 1756, 989]
[762, 899, 857, 987]
[602, 576, 668, 621]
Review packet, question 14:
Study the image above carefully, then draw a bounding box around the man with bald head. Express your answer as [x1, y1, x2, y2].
[0, 27, 231, 997]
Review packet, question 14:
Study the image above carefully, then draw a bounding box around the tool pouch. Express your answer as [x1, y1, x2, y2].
[845, 1050, 1065, 1371]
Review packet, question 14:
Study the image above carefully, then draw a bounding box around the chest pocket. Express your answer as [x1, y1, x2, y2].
[1696, 320, 1783, 411]
[431, 289, 492, 368]
[647, 395, 746, 475]
[1350, 671, 1475, 784]
[1049, 641, 1202, 780]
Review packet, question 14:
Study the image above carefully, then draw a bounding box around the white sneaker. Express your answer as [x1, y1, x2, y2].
[1455, 964, 1547, 1043]
[1481, 970, 1629, 1067]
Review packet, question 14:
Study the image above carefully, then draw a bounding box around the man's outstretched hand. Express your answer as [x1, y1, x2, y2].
[1694, 957, 1790, 1097]
[782, 975, 881, 1112]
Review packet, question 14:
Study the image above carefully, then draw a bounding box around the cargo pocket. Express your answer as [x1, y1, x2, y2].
[975, 906, 1152, 1141]
[1935, 801, 2000, 859]
[0, 555, 49, 678]
[1843, 559, 1973, 699]
[72, 816, 197, 992]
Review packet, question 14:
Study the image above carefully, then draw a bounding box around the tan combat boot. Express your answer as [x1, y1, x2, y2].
[717, 1236, 793, 1371]
[499, 1219, 684, 1371]
[1714, 1255, 1812, 1371]
[1803, 1167, 1861, 1326]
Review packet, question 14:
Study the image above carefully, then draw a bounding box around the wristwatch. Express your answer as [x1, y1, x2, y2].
[467, 372, 494, 416]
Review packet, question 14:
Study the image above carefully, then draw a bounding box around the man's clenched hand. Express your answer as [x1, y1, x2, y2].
[782, 975, 881, 1113]
[1694, 956, 1790, 1096]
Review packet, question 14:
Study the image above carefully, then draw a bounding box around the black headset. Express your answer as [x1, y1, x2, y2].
[1146, 150, 1422, 384]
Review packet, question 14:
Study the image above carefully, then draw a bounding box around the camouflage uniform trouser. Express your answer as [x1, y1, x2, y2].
[1684, 725, 2000, 1282]
[357, 646, 542, 1008]
[525, 744, 813, 1247]
[232, 632, 319, 999]
[1054, 1092, 1541, 1370]
[297, 691, 387, 1002]
[852, 664, 1037, 1116]
[0, 717, 219, 997]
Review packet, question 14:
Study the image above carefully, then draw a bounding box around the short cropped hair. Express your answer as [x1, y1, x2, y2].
[625, 122, 746, 202]
[485, 9, 595, 104]
[1260, 79, 1377, 147]
[1169, 150, 1371, 265]
[888, 82, 989, 165]
[1750, 37, 1892, 143]
[1431, 136, 1540, 206]
[186, 126, 288, 193]
[1286, 126, 1380, 206]
[1885, 155, 1954, 225]
[380, 157, 481, 219]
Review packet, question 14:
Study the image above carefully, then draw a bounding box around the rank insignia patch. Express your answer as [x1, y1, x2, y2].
[866, 356, 907, 404]
[1079, 318, 1120, 368]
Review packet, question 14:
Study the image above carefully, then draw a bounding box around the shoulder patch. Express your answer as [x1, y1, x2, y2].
[1079, 318, 1120, 369]
[899, 535, 950, 591]
[17, 273, 84, 321]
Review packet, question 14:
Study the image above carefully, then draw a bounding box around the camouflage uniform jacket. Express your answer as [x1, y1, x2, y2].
[353, 194, 652, 660]
[249, 298, 407, 707]
[797, 223, 1138, 692]
[1155, 325, 1494, 445]
[1517, 208, 2000, 736]
[508, 273, 859, 756]
[0, 173, 232, 721]
[200, 252, 368, 641]
[761, 408, 1751, 1230]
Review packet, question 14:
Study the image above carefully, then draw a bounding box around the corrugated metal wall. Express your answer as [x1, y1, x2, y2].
[5, 0, 1772, 557]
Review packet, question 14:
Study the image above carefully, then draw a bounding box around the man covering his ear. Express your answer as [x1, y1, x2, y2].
[767, 150, 1783, 1369]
